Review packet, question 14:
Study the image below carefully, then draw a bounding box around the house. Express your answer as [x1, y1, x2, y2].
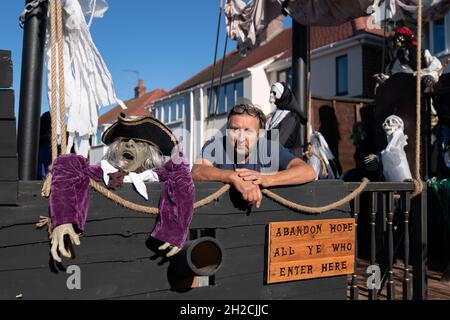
[148, 17, 388, 166]
[89, 80, 166, 164]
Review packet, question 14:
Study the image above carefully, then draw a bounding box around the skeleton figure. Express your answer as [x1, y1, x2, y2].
[48, 115, 194, 263]
[267, 82, 307, 157]
[365, 115, 412, 182]
[374, 27, 442, 93]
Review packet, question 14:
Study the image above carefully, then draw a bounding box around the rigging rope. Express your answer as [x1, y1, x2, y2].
[207, 0, 224, 122]
[412, 0, 424, 198]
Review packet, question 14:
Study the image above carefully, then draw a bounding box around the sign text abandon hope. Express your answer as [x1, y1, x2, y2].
[267, 218, 355, 284]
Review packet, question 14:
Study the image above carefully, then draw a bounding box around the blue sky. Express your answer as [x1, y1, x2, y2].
[1, 0, 290, 116]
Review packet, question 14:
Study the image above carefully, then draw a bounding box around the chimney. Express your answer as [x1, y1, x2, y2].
[257, 14, 285, 45]
[134, 79, 147, 98]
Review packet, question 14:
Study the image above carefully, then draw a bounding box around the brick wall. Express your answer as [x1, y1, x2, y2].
[310, 98, 374, 173]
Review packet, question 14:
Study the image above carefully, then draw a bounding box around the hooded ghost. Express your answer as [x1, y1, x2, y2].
[267, 82, 308, 157]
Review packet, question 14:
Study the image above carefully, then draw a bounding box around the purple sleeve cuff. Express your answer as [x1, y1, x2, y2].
[49, 154, 103, 231]
[151, 153, 195, 248]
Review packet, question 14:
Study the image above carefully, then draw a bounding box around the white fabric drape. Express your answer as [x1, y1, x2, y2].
[45, 0, 125, 156]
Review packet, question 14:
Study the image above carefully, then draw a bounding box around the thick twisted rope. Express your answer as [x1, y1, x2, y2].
[89, 180, 231, 214]
[49, 0, 58, 161]
[412, 0, 424, 198]
[261, 178, 369, 214]
[56, 0, 66, 154]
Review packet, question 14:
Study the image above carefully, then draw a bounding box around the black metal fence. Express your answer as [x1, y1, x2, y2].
[346, 182, 427, 300]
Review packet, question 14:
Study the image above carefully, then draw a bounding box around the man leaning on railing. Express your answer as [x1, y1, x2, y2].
[191, 103, 316, 208]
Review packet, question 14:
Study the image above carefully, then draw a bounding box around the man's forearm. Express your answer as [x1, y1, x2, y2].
[191, 164, 236, 184]
[263, 163, 315, 187]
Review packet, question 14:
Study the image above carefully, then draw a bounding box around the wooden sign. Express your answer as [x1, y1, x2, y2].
[267, 218, 355, 284]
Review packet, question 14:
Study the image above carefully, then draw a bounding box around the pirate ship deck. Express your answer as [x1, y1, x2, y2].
[2, 0, 448, 300]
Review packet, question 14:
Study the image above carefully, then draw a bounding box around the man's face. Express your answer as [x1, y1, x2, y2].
[228, 114, 259, 160]
[115, 138, 148, 172]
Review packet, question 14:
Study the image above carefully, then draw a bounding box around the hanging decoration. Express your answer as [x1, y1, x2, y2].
[44, 0, 126, 158]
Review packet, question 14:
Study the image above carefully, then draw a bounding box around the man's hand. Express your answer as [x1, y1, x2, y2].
[230, 172, 263, 208]
[235, 168, 270, 187]
[50, 224, 80, 263]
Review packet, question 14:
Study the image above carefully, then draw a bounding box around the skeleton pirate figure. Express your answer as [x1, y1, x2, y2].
[266, 82, 308, 157]
[364, 115, 412, 182]
[47, 114, 195, 262]
[374, 26, 442, 91]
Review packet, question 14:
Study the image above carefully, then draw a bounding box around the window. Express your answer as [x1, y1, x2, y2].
[336, 55, 348, 96]
[433, 19, 445, 54]
[177, 98, 184, 121]
[208, 79, 244, 117]
[170, 100, 177, 122]
[164, 103, 170, 123]
[235, 80, 243, 101]
[95, 128, 103, 146]
[217, 85, 226, 114]
[225, 82, 235, 110]
[154, 107, 159, 120]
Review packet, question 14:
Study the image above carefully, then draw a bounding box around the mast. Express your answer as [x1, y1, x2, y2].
[18, 0, 48, 180]
[291, 19, 308, 146]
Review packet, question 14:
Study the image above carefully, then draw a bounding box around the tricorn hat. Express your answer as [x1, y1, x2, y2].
[102, 113, 178, 156]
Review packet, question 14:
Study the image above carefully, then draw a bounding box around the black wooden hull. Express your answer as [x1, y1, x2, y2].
[0, 180, 351, 300]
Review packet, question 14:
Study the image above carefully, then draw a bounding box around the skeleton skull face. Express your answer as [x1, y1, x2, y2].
[115, 138, 149, 172]
[382, 115, 404, 136]
[269, 83, 284, 104]
[393, 34, 407, 49]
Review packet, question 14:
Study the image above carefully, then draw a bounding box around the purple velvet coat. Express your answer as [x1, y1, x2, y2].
[49, 153, 195, 248]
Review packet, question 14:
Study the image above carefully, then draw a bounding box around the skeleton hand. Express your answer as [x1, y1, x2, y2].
[364, 154, 380, 171]
[50, 224, 80, 263]
[373, 73, 390, 84]
[422, 75, 436, 89]
[158, 242, 181, 257]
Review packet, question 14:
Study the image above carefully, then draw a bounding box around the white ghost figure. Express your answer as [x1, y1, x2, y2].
[307, 130, 339, 180]
[381, 115, 412, 182]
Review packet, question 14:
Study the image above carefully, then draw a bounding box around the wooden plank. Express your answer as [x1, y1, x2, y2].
[268, 256, 355, 284]
[0, 89, 14, 119]
[269, 238, 355, 263]
[114, 273, 347, 300]
[0, 258, 172, 300]
[215, 225, 266, 249]
[0, 181, 17, 205]
[0, 233, 161, 271]
[0, 51, 13, 88]
[0, 119, 17, 156]
[267, 218, 355, 284]
[0, 157, 18, 180]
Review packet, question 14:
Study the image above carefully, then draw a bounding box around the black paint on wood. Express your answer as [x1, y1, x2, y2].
[0, 50, 13, 88]
[0, 181, 353, 300]
[0, 157, 18, 180]
[0, 119, 17, 157]
[0, 181, 18, 205]
[0, 89, 14, 119]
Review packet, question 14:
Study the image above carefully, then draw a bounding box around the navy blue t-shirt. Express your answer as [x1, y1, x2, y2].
[200, 135, 296, 173]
